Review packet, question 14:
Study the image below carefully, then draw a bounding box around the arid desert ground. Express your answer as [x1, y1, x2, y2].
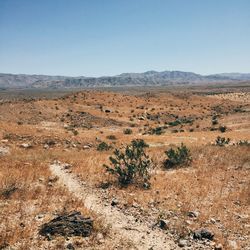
[0, 84, 249, 250]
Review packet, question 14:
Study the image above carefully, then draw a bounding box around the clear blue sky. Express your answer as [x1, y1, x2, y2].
[0, 0, 249, 76]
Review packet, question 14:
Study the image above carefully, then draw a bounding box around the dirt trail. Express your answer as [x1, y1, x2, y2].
[50, 163, 177, 250]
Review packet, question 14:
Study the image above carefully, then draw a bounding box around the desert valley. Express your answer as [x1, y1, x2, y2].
[0, 82, 249, 249]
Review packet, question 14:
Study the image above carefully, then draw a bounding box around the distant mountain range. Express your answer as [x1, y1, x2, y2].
[0, 71, 250, 89]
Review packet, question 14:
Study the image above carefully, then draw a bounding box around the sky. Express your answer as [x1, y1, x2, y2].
[0, 0, 249, 76]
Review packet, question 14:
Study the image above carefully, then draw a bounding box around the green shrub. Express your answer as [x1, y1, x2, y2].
[149, 126, 165, 135]
[164, 143, 191, 169]
[168, 120, 181, 127]
[104, 139, 152, 186]
[123, 128, 133, 135]
[219, 126, 227, 133]
[97, 142, 111, 151]
[215, 136, 230, 146]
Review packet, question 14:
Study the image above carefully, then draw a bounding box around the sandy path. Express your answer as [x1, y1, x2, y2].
[49, 163, 177, 250]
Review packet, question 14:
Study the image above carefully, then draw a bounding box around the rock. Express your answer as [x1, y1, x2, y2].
[20, 143, 32, 149]
[83, 145, 91, 150]
[96, 232, 104, 243]
[242, 161, 250, 170]
[193, 228, 214, 240]
[39, 178, 45, 182]
[66, 243, 75, 250]
[210, 218, 216, 224]
[63, 163, 72, 169]
[48, 176, 58, 183]
[214, 243, 223, 250]
[111, 199, 119, 206]
[138, 116, 145, 120]
[35, 214, 45, 221]
[39, 211, 93, 239]
[132, 202, 139, 208]
[178, 239, 188, 247]
[188, 211, 199, 218]
[0, 146, 9, 156]
[158, 219, 169, 230]
[228, 240, 238, 249]
[143, 182, 150, 189]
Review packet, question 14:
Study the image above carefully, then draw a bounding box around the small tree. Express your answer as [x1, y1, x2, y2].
[104, 139, 152, 186]
[164, 143, 191, 169]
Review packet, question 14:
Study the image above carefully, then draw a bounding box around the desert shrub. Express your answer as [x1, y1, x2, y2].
[237, 140, 250, 146]
[219, 126, 227, 133]
[210, 127, 218, 131]
[212, 115, 218, 125]
[171, 129, 179, 133]
[106, 135, 117, 140]
[1, 182, 18, 199]
[168, 120, 181, 127]
[104, 139, 152, 186]
[149, 126, 164, 135]
[97, 142, 111, 151]
[164, 143, 191, 169]
[123, 128, 133, 135]
[215, 136, 230, 146]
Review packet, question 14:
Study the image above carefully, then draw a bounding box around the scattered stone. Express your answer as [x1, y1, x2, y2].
[63, 163, 72, 169]
[227, 240, 238, 250]
[35, 214, 45, 221]
[111, 199, 119, 206]
[188, 211, 199, 218]
[193, 228, 214, 240]
[132, 202, 139, 208]
[210, 218, 216, 224]
[39, 177, 45, 182]
[96, 232, 104, 243]
[48, 176, 58, 183]
[20, 143, 32, 149]
[66, 243, 75, 250]
[0, 146, 9, 156]
[39, 211, 93, 239]
[178, 239, 188, 247]
[158, 219, 169, 230]
[214, 243, 223, 250]
[138, 116, 145, 121]
[83, 145, 91, 150]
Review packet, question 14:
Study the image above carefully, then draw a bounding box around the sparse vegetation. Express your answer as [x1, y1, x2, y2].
[0, 88, 249, 249]
[219, 125, 227, 133]
[123, 128, 133, 135]
[106, 135, 117, 140]
[97, 141, 111, 151]
[215, 136, 230, 146]
[104, 139, 152, 186]
[164, 143, 192, 169]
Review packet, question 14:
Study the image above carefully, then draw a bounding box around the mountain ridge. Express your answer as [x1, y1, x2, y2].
[0, 70, 250, 89]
